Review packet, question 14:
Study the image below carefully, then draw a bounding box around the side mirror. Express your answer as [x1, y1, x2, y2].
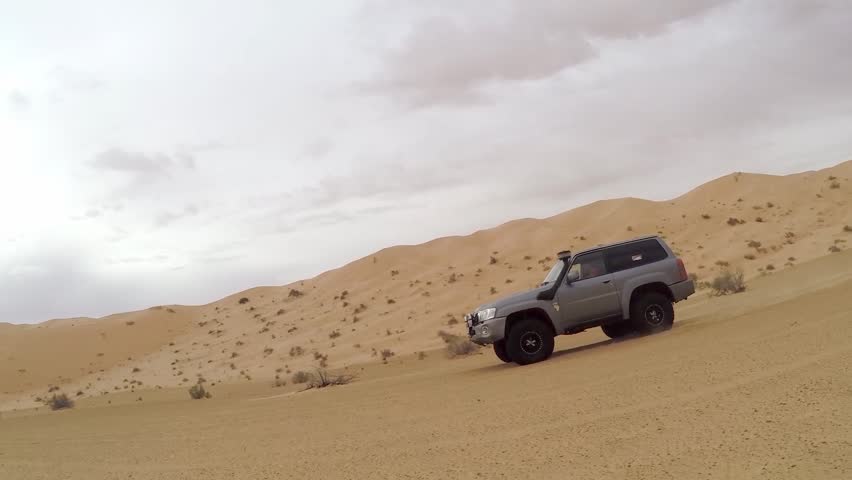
[566, 270, 580, 283]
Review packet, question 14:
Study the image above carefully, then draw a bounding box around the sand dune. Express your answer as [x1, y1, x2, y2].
[1, 160, 850, 414]
[1, 246, 851, 479]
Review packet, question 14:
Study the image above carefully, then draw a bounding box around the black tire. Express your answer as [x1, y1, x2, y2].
[493, 340, 512, 363]
[630, 292, 674, 334]
[505, 318, 555, 365]
[601, 321, 633, 339]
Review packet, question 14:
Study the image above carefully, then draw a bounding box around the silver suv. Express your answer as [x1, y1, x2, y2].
[466, 236, 695, 365]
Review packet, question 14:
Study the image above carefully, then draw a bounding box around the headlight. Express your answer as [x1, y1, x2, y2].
[477, 308, 497, 322]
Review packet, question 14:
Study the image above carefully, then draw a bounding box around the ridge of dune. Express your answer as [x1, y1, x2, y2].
[1, 160, 850, 410]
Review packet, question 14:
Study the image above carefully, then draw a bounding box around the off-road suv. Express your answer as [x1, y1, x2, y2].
[465, 236, 695, 365]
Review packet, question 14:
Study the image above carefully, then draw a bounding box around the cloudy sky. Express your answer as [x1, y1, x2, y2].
[2, 0, 851, 323]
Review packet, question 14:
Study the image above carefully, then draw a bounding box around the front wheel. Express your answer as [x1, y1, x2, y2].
[505, 318, 554, 365]
[493, 340, 512, 363]
[630, 292, 674, 334]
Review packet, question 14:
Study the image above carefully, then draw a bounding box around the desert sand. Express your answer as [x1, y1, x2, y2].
[1, 161, 851, 479]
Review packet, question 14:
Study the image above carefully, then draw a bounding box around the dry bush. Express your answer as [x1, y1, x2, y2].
[305, 369, 354, 389]
[387, 298, 396, 304]
[188, 383, 211, 400]
[747, 240, 762, 249]
[329, 330, 341, 339]
[710, 270, 746, 296]
[766, 264, 775, 271]
[291, 371, 311, 384]
[437, 330, 479, 358]
[744, 254, 756, 260]
[715, 260, 729, 267]
[46, 393, 74, 410]
[263, 347, 274, 356]
[274, 378, 287, 388]
[289, 346, 304, 357]
[829, 245, 842, 253]
[447, 317, 459, 325]
[829, 181, 841, 189]
[755, 217, 764, 223]
[288, 289, 303, 298]
[843, 225, 852, 233]
[490, 287, 497, 294]
[701, 214, 711, 220]
[238, 297, 249, 304]
[726, 217, 745, 226]
[380, 349, 395, 361]
[448, 273, 457, 283]
[489, 256, 498, 265]
[418, 351, 427, 360]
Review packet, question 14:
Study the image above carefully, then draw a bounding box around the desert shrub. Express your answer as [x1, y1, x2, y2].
[766, 202, 775, 208]
[755, 217, 764, 223]
[418, 351, 427, 360]
[447, 317, 459, 325]
[701, 214, 711, 220]
[688, 273, 699, 283]
[238, 297, 249, 304]
[766, 264, 775, 271]
[747, 240, 762, 249]
[291, 371, 311, 384]
[715, 260, 729, 267]
[188, 383, 211, 400]
[743, 254, 756, 260]
[710, 270, 746, 296]
[263, 347, 274, 355]
[288, 289, 303, 298]
[125, 321, 135, 326]
[829, 181, 840, 189]
[437, 330, 479, 358]
[274, 378, 287, 388]
[46, 393, 74, 410]
[387, 298, 396, 304]
[490, 287, 497, 294]
[305, 369, 354, 389]
[489, 256, 498, 265]
[448, 273, 457, 283]
[390, 270, 399, 276]
[844, 225, 852, 233]
[289, 346, 304, 357]
[380, 349, 395, 361]
[626, 226, 633, 231]
[829, 245, 842, 253]
[329, 330, 341, 339]
[132, 367, 141, 373]
[726, 217, 745, 226]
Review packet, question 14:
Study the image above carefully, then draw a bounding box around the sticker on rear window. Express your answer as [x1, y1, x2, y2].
[632, 254, 643, 262]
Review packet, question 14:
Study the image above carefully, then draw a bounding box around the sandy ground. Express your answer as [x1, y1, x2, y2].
[1, 249, 851, 479]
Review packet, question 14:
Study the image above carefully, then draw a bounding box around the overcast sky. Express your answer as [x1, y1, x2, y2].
[2, 0, 851, 323]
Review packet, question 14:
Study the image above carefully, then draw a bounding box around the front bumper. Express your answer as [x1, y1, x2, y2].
[670, 279, 696, 302]
[467, 316, 507, 345]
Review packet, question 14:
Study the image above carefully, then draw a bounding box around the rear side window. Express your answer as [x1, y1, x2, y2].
[605, 239, 668, 273]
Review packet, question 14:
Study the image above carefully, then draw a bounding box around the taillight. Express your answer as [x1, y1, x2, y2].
[676, 258, 688, 282]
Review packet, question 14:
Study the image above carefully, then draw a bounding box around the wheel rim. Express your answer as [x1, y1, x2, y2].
[519, 331, 543, 355]
[644, 304, 665, 325]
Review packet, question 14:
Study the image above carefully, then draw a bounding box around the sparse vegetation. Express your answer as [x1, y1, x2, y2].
[380, 349, 395, 362]
[46, 393, 74, 410]
[188, 382, 211, 400]
[755, 217, 764, 223]
[727, 217, 745, 226]
[125, 321, 135, 326]
[291, 371, 311, 384]
[844, 225, 852, 233]
[747, 240, 762, 249]
[490, 286, 497, 295]
[263, 347, 274, 356]
[447, 317, 459, 325]
[766, 264, 775, 271]
[744, 254, 756, 260]
[438, 330, 479, 358]
[289, 346, 304, 357]
[418, 351, 427, 360]
[829, 245, 842, 253]
[701, 214, 711, 220]
[238, 297, 249, 304]
[829, 181, 841, 189]
[329, 330, 341, 339]
[305, 369, 354, 389]
[710, 270, 746, 296]
[387, 298, 396, 304]
[288, 289, 304, 298]
[714, 260, 729, 267]
[489, 256, 498, 265]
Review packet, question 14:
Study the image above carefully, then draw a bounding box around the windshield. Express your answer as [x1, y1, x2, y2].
[541, 259, 567, 286]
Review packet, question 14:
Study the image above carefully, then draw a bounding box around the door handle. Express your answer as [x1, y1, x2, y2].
[602, 280, 611, 284]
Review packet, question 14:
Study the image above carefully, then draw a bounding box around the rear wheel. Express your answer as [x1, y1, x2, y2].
[630, 292, 674, 334]
[505, 318, 554, 365]
[493, 340, 512, 363]
[601, 321, 633, 339]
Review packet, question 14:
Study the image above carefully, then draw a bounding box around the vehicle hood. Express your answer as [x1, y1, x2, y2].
[475, 285, 550, 313]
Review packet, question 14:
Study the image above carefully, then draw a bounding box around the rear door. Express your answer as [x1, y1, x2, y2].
[555, 251, 621, 328]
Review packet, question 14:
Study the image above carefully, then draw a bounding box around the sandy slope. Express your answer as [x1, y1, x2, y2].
[1, 249, 851, 479]
[0, 161, 850, 411]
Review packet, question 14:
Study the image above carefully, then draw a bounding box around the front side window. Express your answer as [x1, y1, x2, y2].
[567, 252, 607, 281]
